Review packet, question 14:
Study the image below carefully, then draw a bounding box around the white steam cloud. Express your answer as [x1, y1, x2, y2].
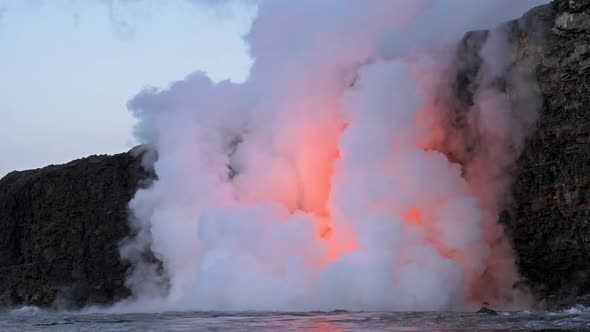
[116, 0, 547, 312]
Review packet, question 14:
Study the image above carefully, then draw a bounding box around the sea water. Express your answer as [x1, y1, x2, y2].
[2, 306, 590, 331]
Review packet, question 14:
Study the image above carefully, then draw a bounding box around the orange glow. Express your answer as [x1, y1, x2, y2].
[314, 214, 357, 263]
[324, 230, 357, 263]
[273, 101, 357, 264]
[320, 225, 334, 239]
[401, 208, 424, 226]
[400, 206, 461, 263]
[310, 322, 343, 332]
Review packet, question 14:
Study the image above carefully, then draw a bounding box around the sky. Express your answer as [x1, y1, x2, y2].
[0, 0, 255, 176]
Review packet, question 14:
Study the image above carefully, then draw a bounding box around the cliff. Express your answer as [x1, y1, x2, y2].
[446, 0, 590, 307]
[512, 0, 590, 305]
[0, 149, 153, 308]
[0, 0, 589, 309]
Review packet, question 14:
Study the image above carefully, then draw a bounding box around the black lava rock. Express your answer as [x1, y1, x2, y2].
[0, 148, 154, 309]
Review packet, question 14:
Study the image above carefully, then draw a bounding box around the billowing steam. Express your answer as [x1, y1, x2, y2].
[117, 0, 546, 312]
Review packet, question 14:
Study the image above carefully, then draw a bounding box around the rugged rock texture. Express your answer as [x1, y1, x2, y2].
[449, 0, 590, 307]
[0, 148, 153, 309]
[511, 0, 590, 306]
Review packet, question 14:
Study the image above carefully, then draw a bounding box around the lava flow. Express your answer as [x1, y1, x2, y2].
[120, 0, 539, 312]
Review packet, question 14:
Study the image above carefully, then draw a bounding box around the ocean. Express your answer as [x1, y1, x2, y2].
[2, 306, 590, 331]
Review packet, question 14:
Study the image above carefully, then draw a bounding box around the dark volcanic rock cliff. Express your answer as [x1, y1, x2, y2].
[0, 149, 152, 309]
[448, 0, 590, 306]
[511, 0, 590, 305]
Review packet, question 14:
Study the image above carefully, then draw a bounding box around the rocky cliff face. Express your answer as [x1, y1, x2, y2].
[0, 0, 588, 310]
[511, 0, 590, 305]
[447, 0, 590, 307]
[0, 149, 153, 309]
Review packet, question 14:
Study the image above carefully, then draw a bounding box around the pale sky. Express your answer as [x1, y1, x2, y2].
[0, 0, 255, 176]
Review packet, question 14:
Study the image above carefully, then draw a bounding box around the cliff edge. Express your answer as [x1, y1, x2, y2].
[447, 0, 590, 307]
[0, 149, 152, 308]
[512, 0, 590, 305]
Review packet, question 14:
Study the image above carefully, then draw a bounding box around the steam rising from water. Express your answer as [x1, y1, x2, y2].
[118, 0, 546, 312]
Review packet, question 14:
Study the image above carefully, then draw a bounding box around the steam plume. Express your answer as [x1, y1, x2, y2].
[118, 0, 547, 312]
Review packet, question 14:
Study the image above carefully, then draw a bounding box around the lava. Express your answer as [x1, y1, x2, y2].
[121, 0, 539, 311]
[402, 208, 425, 226]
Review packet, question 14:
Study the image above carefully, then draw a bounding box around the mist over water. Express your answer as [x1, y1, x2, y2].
[118, 0, 548, 312]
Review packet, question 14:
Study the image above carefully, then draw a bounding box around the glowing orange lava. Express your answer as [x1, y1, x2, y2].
[280, 106, 357, 264]
[320, 225, 334, 239]
[401, 208, 424, 226]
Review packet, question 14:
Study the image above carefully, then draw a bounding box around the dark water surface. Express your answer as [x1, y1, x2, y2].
[2, 306, 590, 331]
